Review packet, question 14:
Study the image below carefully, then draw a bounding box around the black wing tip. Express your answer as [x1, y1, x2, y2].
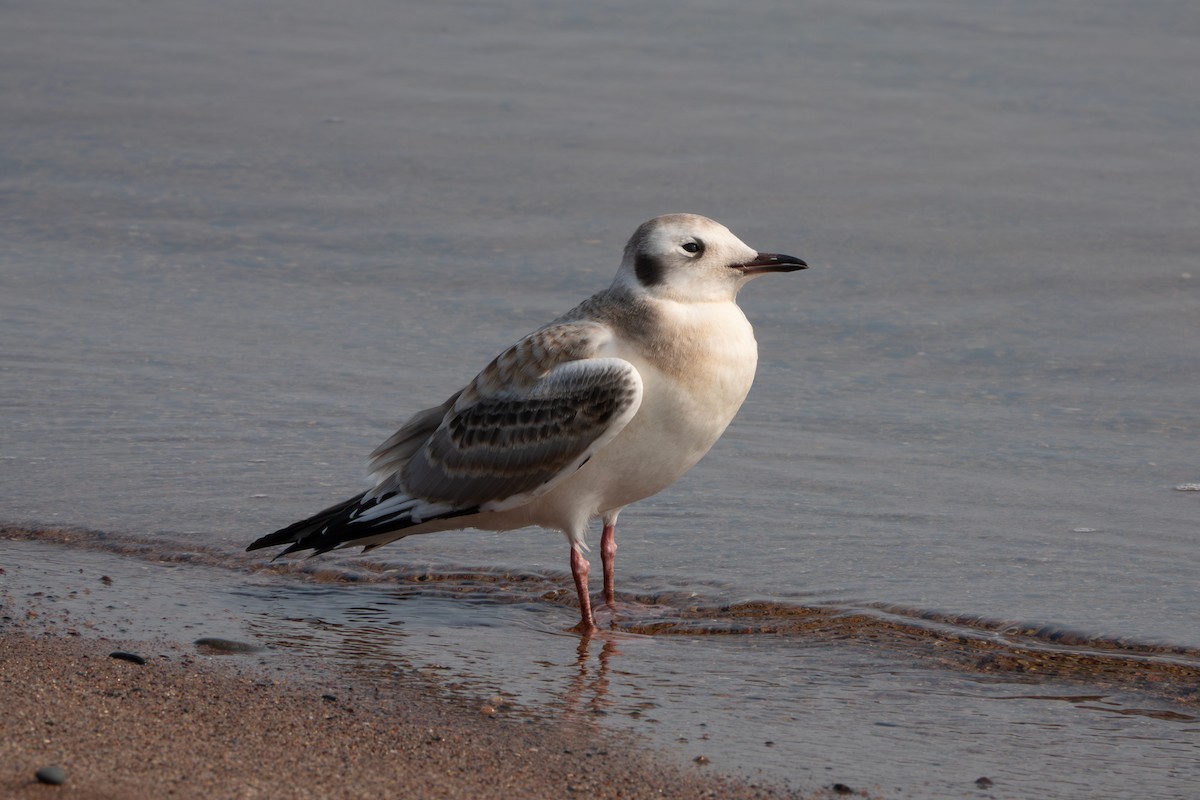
[247, 494, 483, 560]
[246, 532, 290, 552]
[247, 529, 342, 560]
[244, 531, 316, 558]
[246, 491, 372, 557]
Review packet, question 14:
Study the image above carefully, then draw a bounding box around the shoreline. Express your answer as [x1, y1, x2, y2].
[0, 532, 837, 799]
[5, 527, 1198, 798]
[0, 630, 811, 799]
[5, 524, 1200, 703]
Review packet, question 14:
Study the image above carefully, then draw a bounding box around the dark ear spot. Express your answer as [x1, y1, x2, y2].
[635, 252, 665, 287]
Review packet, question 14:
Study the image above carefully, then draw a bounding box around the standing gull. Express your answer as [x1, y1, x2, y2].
[248, 214, 807, 634]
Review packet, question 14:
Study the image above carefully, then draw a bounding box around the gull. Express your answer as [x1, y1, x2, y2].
[248, 214, 807, 634]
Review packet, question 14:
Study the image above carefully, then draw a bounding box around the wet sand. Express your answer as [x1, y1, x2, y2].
[4, 525, 1198, 799]
[0, 628, 818, 800]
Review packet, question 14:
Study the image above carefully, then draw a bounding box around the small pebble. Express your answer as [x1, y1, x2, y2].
[36, 765, 67, 785]
[693, 755, 709, 765]
[480, 704, 497, 716]
[100, 575, 113, 585]
[110, 651, 146, 665]
[831, 783, 854, 795]
[321, 694, 337, 703]
[975, 776, 994, 788]
[489, 694, 506, 707]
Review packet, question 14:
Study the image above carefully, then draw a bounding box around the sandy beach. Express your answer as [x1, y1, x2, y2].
[0, 628, 815, 799]
[3, 527, 1198, 799]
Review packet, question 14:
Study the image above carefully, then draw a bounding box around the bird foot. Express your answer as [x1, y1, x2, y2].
[569, 617, 602, 637]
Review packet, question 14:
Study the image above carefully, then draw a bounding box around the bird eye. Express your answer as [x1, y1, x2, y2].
[681, 241, 701, 254]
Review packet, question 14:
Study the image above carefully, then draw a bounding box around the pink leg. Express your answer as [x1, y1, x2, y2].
[569, 546, 597, 635]
[600, 522, 617, 607]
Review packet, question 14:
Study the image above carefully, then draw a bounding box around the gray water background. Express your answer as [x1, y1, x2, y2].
[3, 0, 1199, 796]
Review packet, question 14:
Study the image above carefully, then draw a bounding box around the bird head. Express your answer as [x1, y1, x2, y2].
[614, 213, 807, 303]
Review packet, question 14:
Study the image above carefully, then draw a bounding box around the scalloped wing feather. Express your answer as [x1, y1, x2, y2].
[366, 321, 643, 510]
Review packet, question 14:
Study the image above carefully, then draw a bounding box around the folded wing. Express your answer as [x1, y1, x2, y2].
[248, 322, 643, 556]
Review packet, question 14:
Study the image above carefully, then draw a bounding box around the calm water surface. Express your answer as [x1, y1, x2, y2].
[3, 0, 1198, 796]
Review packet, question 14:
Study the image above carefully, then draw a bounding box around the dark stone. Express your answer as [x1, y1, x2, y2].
[831, 783, 854, 794]
[36, 765, 67, 785]
[109, 651, 146, 665]
[975, 776, 994, 788]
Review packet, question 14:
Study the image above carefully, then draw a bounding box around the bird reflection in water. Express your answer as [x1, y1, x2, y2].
[561, 635, 622, 718]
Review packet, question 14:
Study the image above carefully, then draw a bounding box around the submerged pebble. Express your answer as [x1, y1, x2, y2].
[194, 637, 261, 654]
[36, 765, 67, 785]
[109, 651, 146, 665]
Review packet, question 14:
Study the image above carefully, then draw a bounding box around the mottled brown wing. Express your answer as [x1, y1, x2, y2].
[367, 322, 643, 510]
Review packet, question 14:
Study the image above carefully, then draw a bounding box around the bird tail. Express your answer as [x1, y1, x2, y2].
[246, 491, 479, 558]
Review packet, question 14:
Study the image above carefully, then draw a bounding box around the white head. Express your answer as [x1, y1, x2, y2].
[612, 213, 807, 303]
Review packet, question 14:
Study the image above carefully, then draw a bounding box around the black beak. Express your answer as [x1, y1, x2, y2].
[739, 252, 808, 275]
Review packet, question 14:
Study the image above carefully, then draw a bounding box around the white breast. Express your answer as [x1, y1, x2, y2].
[530, 299, 759, 530]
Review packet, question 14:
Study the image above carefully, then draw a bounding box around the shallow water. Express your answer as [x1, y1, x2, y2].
[3, 0, 1200, 796]
[6, 538, 1200, 798]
